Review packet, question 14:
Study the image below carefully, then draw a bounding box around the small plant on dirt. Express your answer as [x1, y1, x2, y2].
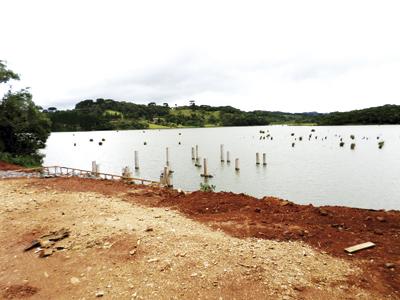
[378, 141, 385, 149]
[339, 142, 345, 147]
[200, 182, 216, 192]
[350, 143, 356, 150]
[350, 134, 355, 140]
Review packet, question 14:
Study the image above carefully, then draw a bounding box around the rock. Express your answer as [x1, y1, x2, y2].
[147, 258, 159, 263]
[385, 263, 395, 269]
[129, 249, 137, 256]
[44, 272, 49, 278]
[280, 200, 292, 206]
[95, 291, 105, 297]
[38, 248, 53, 258]
[145, 227, 153, 232]
[376, 216, 386, 222]
[40, 240, 55, 248]
[254, 208, 261, 213]
[160, 262, 172, 272]
[318, 208, 329, 216]
[70, 277, 80, 284]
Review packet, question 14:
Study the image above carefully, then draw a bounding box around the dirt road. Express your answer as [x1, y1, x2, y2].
[0, 177, 398, 299]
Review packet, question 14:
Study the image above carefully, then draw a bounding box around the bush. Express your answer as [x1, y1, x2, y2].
[0, 152, 43, 168]
[199, 182, 216, 192]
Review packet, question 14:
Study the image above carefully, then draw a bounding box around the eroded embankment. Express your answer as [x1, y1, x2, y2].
[0, 177, 399, 299]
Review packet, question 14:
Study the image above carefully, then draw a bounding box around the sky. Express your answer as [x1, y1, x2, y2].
[1, 0, 400, 113]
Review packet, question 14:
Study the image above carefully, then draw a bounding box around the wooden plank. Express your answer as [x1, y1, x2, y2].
[345, 242, 375, 253]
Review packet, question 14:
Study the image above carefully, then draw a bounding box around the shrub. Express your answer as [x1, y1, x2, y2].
[199, 182, 216, 192]
[0, 152, 43, 167]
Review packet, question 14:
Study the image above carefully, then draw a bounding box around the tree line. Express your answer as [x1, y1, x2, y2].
[44, 99, 400, 131]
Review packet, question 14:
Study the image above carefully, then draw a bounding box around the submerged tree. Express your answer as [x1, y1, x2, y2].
[0, 60, 51, 165]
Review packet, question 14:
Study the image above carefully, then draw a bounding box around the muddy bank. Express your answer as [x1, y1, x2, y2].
[26, 177, 400, 297]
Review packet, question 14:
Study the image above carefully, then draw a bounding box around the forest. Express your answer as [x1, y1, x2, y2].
[44, 98, 400, 131]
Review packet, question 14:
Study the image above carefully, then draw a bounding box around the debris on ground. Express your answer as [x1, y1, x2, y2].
[344, 241, 376, 253]
[24, 228, 70, 257]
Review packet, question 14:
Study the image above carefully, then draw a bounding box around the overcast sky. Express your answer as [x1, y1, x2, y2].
[1, 0, 400, 112]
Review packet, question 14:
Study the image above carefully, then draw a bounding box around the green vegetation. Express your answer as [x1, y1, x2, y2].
[45, 100, 321, 131]
[317, 105, 400, 125]
[0, 61, 51, 167]
[46, 98, 400, 132]
[199, 182, 216, 192]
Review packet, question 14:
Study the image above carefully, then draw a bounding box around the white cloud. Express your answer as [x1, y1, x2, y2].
[1, 0, 400, 112]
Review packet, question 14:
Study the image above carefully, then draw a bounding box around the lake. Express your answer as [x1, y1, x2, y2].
[42, 125, 400, 210]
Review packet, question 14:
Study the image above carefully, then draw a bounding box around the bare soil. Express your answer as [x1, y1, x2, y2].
[0, 161, 25, 171]
[0, 177, 399, 299]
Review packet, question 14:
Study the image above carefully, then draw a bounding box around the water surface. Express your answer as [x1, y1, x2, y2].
[43, 125, 400, 210]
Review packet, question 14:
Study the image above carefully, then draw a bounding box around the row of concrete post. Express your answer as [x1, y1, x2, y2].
[92, 145, 266, 185]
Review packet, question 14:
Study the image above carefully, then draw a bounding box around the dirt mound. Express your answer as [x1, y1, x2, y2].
[158, 191, 400, 296]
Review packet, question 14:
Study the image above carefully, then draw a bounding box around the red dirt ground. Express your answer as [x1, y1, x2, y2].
[28, 177, 400, 298]
[0, 161, 25, 171]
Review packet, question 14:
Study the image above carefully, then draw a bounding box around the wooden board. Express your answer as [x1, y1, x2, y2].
[345, 242, 375, 253]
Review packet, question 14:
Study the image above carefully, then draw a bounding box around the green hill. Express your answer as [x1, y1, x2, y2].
[44, 99, 400, 132]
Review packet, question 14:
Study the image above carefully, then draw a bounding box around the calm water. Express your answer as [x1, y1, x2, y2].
[42, 125, 400, 210]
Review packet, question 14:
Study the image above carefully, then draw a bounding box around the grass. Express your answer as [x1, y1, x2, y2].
[148, 123, 172, 129]
[104, 110, 123, 117]
[271, 122, 319, 126]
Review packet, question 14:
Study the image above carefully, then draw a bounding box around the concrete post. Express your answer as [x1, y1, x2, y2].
[256, 152, 260, 165]
[134, 151, 139, 170]
[235, 159, 240, 171]
[263, 153, 267, 166]
[195, 156, 202, 167]
[166, 147, 170, 166]
[122, 166, 132, 179]
[226, 151, 231, 163]
[91, 161, 97, 175]
[203, 158, 208, 176]
[164, 166, 172, 187]
[220, 144, 224, 162]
